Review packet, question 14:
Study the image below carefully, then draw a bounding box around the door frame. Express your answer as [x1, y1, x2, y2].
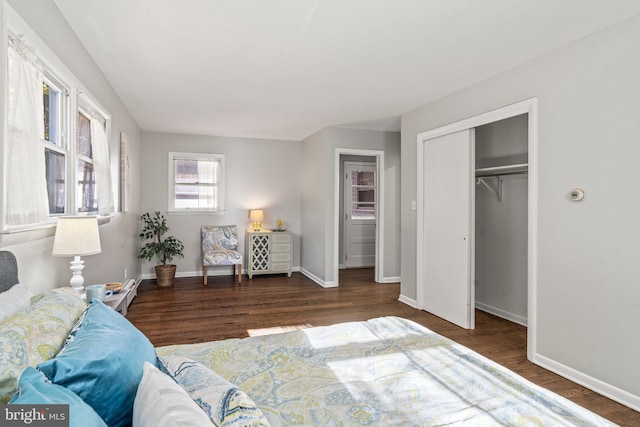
[334, 148, 385, 285]
[343, 160, 377, 269]
[416, 98, 538, 360]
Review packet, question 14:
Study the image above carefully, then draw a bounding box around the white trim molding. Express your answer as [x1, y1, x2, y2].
[300, 268, 337, 288]
[475, 302, 527, 327]
[141, 266, 301, 281]
[533, 353, 640, 412]
[398, 294, 417, 308]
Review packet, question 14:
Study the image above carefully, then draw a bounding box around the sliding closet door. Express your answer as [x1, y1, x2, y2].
[421, 129, 475, 329]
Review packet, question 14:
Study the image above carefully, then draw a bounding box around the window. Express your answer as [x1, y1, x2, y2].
[169, 152, 224, 212]
[3, 19, 113, 232]
[43, 76, 68, 215]
[77, 110, 96, 213]
[350, 170, 376, 220]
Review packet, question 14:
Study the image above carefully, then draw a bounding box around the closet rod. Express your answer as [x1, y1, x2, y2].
[475, 163, 528, 177]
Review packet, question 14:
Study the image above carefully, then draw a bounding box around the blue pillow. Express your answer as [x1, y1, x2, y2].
[38, 301, 157, 427]
[10, 367, 106, 427]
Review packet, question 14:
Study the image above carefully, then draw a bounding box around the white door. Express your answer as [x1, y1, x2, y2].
[344, 162, 376, 268]
[421, 129, 475, 329]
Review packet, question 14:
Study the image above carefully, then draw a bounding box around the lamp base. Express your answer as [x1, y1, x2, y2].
[69, 256, 86, 288]
[253, 221, 262, 231]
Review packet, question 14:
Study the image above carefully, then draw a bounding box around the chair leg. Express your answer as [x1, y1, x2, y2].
[238, 264, 242, 284]
[203, 266, 208, 286]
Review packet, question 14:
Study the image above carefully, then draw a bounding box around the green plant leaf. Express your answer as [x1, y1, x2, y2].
[138, 211, 184, 265]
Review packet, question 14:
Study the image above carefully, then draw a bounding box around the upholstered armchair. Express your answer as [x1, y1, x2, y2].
[201, 226, 242, 285]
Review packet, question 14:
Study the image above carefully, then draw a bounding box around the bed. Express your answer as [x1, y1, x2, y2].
[0, 251, 617, 426]
[157, 316, 615, 426]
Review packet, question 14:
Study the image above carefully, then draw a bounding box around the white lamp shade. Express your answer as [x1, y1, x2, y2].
[249, 209, 264, 222]
[52, 217, 102, 257]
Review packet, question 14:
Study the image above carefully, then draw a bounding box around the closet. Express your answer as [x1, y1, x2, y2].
[419, 111, 530, 330]
[474, 114, 528, 326]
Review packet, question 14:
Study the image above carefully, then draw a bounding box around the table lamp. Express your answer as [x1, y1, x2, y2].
[52, 216, 102, 289]
[249, 209, 264, 231]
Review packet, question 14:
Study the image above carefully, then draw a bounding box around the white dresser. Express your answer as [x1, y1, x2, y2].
[246, 231, 292, 279]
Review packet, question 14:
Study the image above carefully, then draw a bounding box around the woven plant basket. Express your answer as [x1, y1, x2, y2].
[155, 265, 177, 287]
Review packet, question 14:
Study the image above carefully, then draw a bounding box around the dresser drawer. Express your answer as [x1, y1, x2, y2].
[271, 252, 290, 262]
[272, 233, 291, 243]
[271, 262, 291, 272]
[272, 243, 290, 252]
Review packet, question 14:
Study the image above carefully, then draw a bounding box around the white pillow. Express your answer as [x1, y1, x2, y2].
[133, 362, 213, 427]
[0, 284, 33, 322]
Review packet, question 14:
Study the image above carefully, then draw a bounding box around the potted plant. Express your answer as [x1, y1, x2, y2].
[138, 211, 184, 287]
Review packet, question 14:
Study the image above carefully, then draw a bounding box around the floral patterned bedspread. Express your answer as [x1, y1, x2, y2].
[157, 317, 616, 426]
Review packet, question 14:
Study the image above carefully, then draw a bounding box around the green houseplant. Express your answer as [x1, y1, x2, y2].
[139, 211, 184, 287]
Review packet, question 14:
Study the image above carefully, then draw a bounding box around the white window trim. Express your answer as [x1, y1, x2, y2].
[168, 152, 225, 214]
[1, 3, 113, 233]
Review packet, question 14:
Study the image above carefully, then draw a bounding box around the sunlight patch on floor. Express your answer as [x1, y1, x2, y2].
[247, 324, 314, 337]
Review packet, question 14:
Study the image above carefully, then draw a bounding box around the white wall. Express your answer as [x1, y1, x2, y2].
[301, 127, 401, 284]
[300, 129, 330, 281]
[475, 115, 528, 325]
[140, 132, 301, 278]
[0, 0, 142, 294]
[401, 13, 640, 407]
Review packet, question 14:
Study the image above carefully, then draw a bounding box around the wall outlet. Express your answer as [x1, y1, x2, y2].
[124, 268, 128, 280]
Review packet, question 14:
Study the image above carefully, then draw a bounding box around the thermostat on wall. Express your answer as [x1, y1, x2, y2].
[568, 188, 586, 201]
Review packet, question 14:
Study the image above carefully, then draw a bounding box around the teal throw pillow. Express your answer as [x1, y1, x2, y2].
[9, 367, 106, 427]
[38, 301, 157, 427]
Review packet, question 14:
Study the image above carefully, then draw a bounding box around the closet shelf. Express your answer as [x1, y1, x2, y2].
[475, 163, 528, 177]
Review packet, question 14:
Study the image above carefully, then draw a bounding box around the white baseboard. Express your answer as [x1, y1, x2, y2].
[475, 302, 527, 327]
[140, 269, 209, 280]
[298, 268, 397, 287]
[300, 268, 337, 288]
[141, 266, 301, 281]
[398, 294, 417, 308]
[533, 353, 640, 412]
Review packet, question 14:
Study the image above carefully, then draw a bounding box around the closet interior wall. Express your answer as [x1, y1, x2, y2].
[475, 114, 529, 326]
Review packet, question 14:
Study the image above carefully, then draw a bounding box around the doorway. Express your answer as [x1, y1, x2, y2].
[334, 149, 385, 286]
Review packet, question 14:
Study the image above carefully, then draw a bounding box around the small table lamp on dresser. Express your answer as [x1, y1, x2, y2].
[249, 209, 264, 231]
[52, 216, 102, 290]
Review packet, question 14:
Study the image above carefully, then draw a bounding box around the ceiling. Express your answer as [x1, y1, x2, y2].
[53, 0, 640, 141]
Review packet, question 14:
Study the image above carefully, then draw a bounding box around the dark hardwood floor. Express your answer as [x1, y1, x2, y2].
[126, 269, 639, 426]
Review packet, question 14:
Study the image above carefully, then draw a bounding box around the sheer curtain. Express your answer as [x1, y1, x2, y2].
[6, 37, 50, 226]
[90, 117, 114, 215]
[197, 159, 216, 209]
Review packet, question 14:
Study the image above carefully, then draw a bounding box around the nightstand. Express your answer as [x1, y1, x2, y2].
[103, 279, 139, 315]
[104, 289, 130, 315]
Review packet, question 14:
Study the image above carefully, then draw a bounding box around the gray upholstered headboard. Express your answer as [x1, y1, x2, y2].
[0, 251, 19, 293]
